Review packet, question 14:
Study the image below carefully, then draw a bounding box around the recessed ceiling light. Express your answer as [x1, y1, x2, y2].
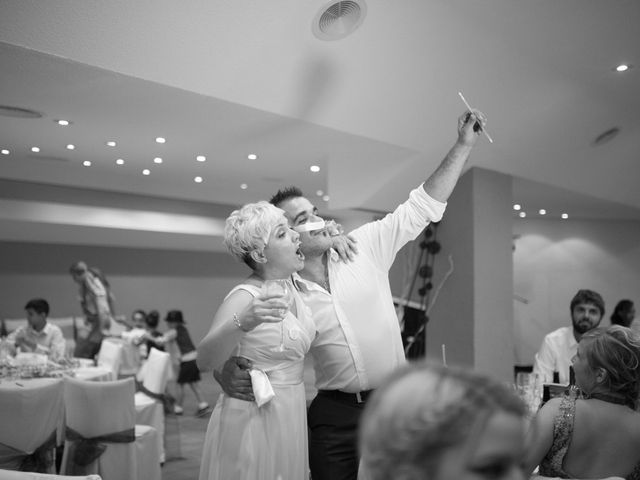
[247, 154, 258, 160]
[106, 141, 116, 147]
[142, 169, 151, 176]
[66, 144, 75, 150]
[31, 147, 40, 153]
[194, 176, 203, 183]
[56, 119, 71, 126]
[153, 157, 163, 164]
[155, 137, 166, 144]
[310, 165, 321, 173]
[513, 204, 521, 211]
[116, 158, 125, 165]
[615, 64, 631, 72]
[561, 213, 569, 219]
[83, 160, 91, 167]
[322, 195, 330, 201]
[1, 149, 9, 155]
[240, 183, 248, 190]
[196, 155, 206, 162]
[519, 212, 526, 218]
[316, 190, 324, 196]
[539, 209, 546, 215]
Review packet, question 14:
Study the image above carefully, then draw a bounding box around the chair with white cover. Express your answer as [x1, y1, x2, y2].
[0, 378, 64, 474]
[59, 377, 161, 480]
[134, 347, 174, 463]
[95, 340, 123, 381]
[0, 470, 101, 479]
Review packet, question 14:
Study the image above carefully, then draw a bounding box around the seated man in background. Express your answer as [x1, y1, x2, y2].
[6, 298, 66, 361]
[533, 289, 605, 385]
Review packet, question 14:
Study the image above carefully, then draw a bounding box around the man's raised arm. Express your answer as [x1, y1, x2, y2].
[423, 110, 487, 203]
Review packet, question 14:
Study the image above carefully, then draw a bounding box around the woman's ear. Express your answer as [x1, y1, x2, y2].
[595, 367, 608, 384]
[250, 249, 267, 265]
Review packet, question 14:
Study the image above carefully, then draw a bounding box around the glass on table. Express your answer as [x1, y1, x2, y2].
[515, 372, 542, 416]
[262, 279, 294, 352]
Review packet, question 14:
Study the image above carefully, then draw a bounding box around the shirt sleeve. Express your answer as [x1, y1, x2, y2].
[533, 335, 557, 384]
[49, 326, 67, 360]
[351, 184, 447, 271]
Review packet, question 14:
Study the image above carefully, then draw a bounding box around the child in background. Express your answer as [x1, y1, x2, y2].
[146, 310, 211, 416]
[144, 310, 164, 356]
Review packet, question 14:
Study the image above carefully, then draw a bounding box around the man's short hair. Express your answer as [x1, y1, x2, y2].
[570, 289, 605, 316]
[24, 298, 49, 316]
[269, 186, 304, 208]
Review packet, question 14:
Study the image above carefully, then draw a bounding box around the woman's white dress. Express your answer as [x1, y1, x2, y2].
[199, 283, 315, 480]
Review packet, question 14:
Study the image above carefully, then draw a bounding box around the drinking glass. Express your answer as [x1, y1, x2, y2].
[262, 279, 293, 352]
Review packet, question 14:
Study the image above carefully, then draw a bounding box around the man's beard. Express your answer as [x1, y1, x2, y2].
[573, 319, 599, 334]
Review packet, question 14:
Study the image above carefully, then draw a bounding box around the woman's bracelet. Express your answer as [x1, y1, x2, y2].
[233, 313, 252, 332]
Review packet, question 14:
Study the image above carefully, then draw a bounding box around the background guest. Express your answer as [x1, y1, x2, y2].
[525, 325, 640, 478]
[143, 309, 164, 358]
[359, 362, 527, 480]
[122, 308, 149, 358]
[533, 289, 605, 385]
[610, 299, 635, 328]
[147, 309, 210, 416]
[6, 298, 66, 361]
[69, 260, 116, 359]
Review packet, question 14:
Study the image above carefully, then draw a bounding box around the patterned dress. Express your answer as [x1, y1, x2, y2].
[199, 283, 316, 480]
[539, 389, 640, 479]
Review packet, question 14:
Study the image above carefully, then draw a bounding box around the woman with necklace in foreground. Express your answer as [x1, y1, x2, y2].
[525, 325, 640, 479]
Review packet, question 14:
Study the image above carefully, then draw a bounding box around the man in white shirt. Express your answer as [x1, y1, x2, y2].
[216, 109, 487, 480]
[7, 298, 66, 361]
[533, 289, 605, 385]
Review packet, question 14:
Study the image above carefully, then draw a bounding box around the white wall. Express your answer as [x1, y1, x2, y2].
[513, 218, 640, 365]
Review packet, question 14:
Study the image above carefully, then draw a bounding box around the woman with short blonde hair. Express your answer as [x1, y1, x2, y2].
[198, 200, 313, 480]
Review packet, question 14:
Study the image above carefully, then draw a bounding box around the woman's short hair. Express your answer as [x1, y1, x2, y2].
[224, 201, 286, 268]
[359, 362, 526, 480]
[580, 325, 640, 409]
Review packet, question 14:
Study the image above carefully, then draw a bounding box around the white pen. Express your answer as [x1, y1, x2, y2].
[458, 91, 493, 143]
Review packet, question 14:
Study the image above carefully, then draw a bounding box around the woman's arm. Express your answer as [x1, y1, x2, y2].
[523, 398, 562, 473]
[197, 287, 288, 372]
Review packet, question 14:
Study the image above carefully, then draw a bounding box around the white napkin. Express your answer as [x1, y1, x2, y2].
[249, 369, 275, 407]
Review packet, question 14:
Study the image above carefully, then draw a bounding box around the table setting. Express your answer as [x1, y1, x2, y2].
[0, 352, 110, 383]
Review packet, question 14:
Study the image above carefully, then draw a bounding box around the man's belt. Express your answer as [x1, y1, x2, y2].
[318, 389, 374, 404]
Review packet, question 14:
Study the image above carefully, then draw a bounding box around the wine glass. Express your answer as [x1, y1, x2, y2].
[262, 279, 294, 352]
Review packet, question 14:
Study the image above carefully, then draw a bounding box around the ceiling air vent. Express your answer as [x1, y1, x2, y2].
[312, 0, 367, 41]
[0, 105, 43, 118]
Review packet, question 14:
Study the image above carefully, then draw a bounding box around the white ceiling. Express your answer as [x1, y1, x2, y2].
[1, 0, 639, 251]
